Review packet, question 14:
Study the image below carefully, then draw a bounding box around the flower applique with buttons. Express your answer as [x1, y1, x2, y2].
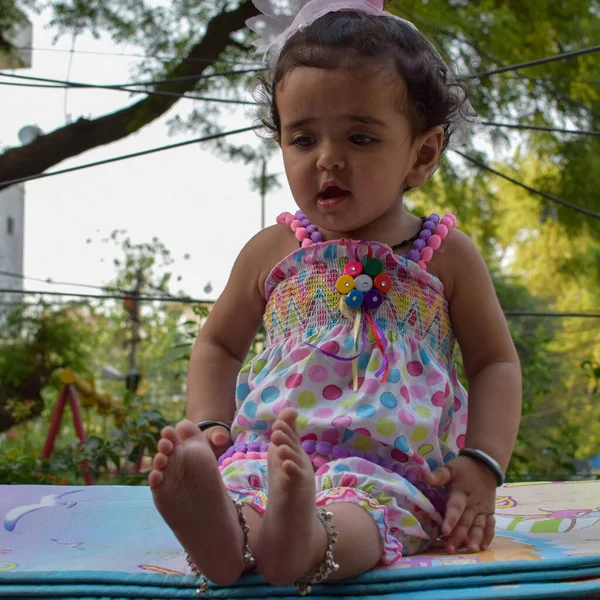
[310, 241, 391, 390]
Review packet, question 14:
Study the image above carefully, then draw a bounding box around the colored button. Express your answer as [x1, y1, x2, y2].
[336, 274, 355, 293]
[354, 274, 373, 292]
[364, 289, 383, 310]
[346, 289, 364, 308]
[344, 261, 363, 277]
[364, 257, 383, 277]
[374, 273, 392, 294]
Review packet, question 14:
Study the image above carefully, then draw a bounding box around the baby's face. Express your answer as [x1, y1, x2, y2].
[276, 65, 419, 236]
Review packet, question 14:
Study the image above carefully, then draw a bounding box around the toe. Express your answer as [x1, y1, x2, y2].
[157, 437, 174, 455]
[175, 419, 202, 441]
[160, 426, 178, 444]
[153, 452, 169, 470]
[277, 443, 301, 464]
[148, 469, 164, 489]
[277, 408, 299, 432]
[271, 429, 295, 448]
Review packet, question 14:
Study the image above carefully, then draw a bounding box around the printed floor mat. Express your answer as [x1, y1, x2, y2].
[1, 481, 599, 599]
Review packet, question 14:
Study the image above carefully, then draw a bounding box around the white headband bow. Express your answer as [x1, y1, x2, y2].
[247, 0, 416, 66]
[247, 0, 477, 149]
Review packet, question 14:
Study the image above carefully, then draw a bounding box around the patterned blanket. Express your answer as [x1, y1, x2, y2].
[1, 481, 599, 599]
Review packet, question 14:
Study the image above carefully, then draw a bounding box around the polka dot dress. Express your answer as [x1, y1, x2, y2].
[220, 226, 468, 564]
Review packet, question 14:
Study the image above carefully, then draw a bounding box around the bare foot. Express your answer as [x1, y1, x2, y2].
[149, 420, 245, 585]
[257, 408, 327, 586]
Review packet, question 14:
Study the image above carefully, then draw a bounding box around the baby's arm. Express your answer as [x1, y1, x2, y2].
[425, 229, 522, 552]
[186, 228, 279, 454]
[446, 230, 522, 469]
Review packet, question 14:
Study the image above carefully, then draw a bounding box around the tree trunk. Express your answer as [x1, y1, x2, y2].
[0, 1, 259, 192]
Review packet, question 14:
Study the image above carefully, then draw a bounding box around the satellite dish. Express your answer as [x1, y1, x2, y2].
[18, 125, 43, 145]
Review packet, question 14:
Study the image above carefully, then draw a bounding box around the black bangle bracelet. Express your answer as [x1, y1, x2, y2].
[459, 447, 505, 487]
[196, 420, 231, 433]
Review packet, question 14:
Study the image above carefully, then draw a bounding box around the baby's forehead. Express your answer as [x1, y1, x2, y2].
[277, 65, 409, 121]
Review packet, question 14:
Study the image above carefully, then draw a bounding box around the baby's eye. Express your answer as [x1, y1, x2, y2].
[350, 134, 376, 145]
[291, 136, 315, 148]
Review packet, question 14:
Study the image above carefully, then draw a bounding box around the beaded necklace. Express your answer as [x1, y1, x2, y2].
[276, 210, 457, 272]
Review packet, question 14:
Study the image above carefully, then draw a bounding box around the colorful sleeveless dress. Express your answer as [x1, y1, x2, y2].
[218, 212, 468, 564]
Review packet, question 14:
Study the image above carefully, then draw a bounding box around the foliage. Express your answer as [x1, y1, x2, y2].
[0, 303, 95, 433]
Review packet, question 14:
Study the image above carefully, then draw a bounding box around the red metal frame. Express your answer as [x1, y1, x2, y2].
[41, 384, 94, 485]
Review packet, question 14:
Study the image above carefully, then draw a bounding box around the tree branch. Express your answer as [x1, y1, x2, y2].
[0, 1, 259, 192]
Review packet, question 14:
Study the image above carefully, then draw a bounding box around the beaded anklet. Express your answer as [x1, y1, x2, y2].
[294, 507, 339, 596]
[187, 498, 256, 596]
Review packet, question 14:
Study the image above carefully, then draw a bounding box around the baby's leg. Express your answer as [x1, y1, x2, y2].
[258, 409, 382, 586]
[149, 420, 247, 585]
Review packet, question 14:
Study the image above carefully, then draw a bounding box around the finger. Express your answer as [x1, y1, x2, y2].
[447, 507, 477, 554]
[208, 427, 231, 447]
[423, 465, 453, 487]
[441, 490, 467, 537]
[467, 513, 487, 552]
[481, 514, 496, 550]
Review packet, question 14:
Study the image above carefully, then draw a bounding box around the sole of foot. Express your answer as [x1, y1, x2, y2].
[149, 420, 245, 586]
[257, 408, 325, 586]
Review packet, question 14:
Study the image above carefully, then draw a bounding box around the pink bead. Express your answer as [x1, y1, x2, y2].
[434, 224, 448, 239]
[445, 213, 457, 226]
[421, 246, 434, 262]
[427, 234, 441, 250]
[290, 219, 301, 232]
[417, 260, 427, 271]
[312, 456, 328, 468]
[295, 227, 309, 240]
[221, 457, 233, 467]
[301, 238, 312, 247]
[246, 452, 260, 460]
[232, 452, 246, 461]
[276, 212, 289, 224]
[440, 216, 453, 228]
[284, 213, 294, 225]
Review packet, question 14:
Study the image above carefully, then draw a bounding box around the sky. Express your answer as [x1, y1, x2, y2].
[0, 7, 296, 302]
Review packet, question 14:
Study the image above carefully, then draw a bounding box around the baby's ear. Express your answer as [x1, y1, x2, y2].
[405, 126, 444, 189]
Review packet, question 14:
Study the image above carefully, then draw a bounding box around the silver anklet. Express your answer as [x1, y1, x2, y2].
[187, 498, 256, 596]
[294, 507, 340, 596]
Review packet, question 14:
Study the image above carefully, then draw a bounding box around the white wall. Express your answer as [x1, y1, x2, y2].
[0, 185, 25, 302]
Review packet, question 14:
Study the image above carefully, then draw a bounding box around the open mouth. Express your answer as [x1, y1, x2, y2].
[319, 186, 350, 200]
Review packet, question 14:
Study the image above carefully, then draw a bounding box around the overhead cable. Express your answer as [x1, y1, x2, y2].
[2, 289, 599, 318]
[0, 72, 256, 105]
[0, 125, 259, 189]
[460, 45, 600, 81]
[479, 121, 600, 137]
[454, 151, 600, 221]
[0, 68, 264, 90]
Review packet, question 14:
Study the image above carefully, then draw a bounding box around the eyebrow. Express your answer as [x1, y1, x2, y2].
[284, 115, 387, 131]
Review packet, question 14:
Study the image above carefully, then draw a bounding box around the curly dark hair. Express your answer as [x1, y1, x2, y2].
[257, 10, 472, 158]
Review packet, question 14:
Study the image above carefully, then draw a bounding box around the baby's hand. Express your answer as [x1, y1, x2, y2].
[423, 455, 497, 554]
[203, 425, 233, 458]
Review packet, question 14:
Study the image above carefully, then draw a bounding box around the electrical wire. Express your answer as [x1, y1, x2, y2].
[454, 151, 600, 221]
[0, 269, 144, 296]
[12, 45, 264, 67]
[3, 77, 600, 138]
[479, 121, 600, 137]
[0, 125, 259, 189]
[459, 45, 600, 81]
[0, 68, 264, 90]
[0, 72, 257, 105]
[0, 288, 205, 303]
[1, 288, 598, 318]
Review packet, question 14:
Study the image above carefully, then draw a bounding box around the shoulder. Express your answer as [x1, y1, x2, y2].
[238, 223, 300, 299]
[426, 228, 487, 301]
